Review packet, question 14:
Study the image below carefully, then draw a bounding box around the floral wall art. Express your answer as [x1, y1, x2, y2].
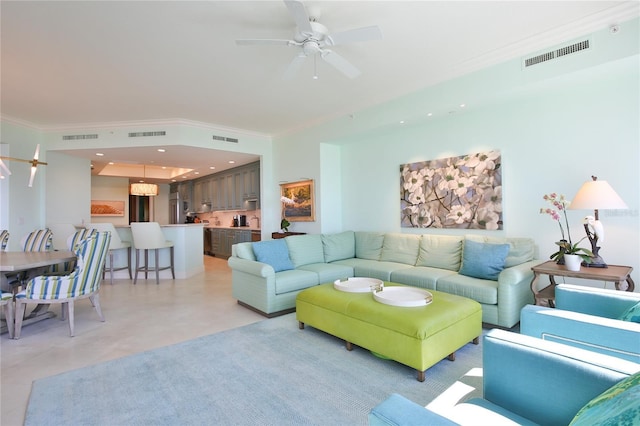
[400, 150, 502, 230]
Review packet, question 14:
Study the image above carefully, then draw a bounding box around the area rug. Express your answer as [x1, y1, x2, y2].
[26, 313, 484, 426]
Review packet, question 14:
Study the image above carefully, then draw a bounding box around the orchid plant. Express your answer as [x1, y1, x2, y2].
[540, 193, 593, 263]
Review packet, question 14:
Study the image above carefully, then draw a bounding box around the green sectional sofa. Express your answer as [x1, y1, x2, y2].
[227, 231, 538, 328]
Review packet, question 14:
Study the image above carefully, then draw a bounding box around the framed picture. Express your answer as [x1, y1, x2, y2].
[91, 200, 125, 217]
[400, 150, 503, 230]
[280, 180, 315, 222]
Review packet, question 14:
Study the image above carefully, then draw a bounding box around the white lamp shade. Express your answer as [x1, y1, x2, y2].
[130, 183, 158, 196]
[569, 180, 628, 210]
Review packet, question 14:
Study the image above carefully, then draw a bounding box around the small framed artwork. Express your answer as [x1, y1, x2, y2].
[280, 180, 315, 222]
[91, 200, 125, 217]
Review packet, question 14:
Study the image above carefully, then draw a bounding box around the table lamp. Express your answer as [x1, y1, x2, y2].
[569, 176, 628, 268]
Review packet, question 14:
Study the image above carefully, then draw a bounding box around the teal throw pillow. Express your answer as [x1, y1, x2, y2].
[570, 372, 640, 425]
[619, 301, 640, 323]
[252, 240, 294, 272]
[459, 239, 510, 281]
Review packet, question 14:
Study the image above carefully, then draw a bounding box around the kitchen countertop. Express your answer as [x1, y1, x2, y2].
[205, 226, 260, 231]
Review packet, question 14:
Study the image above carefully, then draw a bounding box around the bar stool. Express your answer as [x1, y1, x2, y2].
[130, 222, 175, 285]
[87, 223, 132, 284]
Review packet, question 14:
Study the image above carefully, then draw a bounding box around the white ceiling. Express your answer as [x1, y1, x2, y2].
[2, 1, 638, 181]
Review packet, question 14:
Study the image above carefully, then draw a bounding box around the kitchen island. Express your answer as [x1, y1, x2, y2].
[204, 226, 260, 258]
[109, 224, 205, 280]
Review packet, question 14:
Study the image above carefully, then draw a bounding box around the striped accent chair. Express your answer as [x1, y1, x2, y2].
[20, 228, 53, 251]
[1, 292, 15, 339]
[0, 230, 9, 251]
[14, 231, 111, 339]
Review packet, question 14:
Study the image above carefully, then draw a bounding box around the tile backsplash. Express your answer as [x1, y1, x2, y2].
[197, 210, 261, 229]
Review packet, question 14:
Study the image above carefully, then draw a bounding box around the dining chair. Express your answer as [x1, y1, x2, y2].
[20, 228, 53, 252]
[6, 229, 54, 291]
[49, 228, 98, 275]
[48, 223, 77, 251]
[130, 222, 175, 285]
[0, 230, 9, 251]
[1, 292, 15, 339]
[86, 223, 132, 284]
[13, 231, 111, 338]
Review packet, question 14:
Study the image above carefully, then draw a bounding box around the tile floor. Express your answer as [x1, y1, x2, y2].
[0, 255, 264, 426]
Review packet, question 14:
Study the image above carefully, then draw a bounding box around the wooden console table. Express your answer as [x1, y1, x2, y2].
[530, 260, 635, 307]
[271, 232, 306, 239]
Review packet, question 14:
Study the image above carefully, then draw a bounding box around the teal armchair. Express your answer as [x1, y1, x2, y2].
[521, 284, 640, 363]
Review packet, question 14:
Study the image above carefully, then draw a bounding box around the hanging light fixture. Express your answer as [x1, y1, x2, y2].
[0, 144, 47, 186]
[130, 182, 158, 196]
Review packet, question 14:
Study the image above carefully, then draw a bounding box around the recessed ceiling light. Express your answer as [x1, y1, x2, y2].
[427, 113, 433, 117]
[399, 120, 405, 124]
[96, 153, 104, 156]
[209, 166, 215, 170]
[157, 149, 166, 153]
[460, 103, 466, 108]
[228, 160, 235, 164]
[108, 162, 114, 165]
[194, 171, 200, 175]
[162, 166, 166, 169]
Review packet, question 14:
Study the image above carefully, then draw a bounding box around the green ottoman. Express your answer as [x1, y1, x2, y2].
[296, 282, 482, 381]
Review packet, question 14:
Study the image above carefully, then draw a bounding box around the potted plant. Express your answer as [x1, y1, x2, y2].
[541, 193, 593, 270]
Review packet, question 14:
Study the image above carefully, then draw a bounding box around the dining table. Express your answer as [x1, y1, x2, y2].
[0, 250, 76, 335]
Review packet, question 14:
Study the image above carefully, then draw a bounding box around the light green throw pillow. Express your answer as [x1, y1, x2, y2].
[380, 233, 421, 265]
[570, 372, 640, 425]
[322, 231, 355, 263]
[416, 235, 463, 271]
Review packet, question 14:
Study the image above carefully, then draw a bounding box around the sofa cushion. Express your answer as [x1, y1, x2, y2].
[274, 269, 319, 294]
[234, 242, 256, 261]
[355, 232, 385, 260]
[570, 371, 640, 426]
[285, 234, 325, 268]
[322, 231, 355, 262]
[416, 235, 463, 271]
[619, 301, 640, 323]
[333, 258, 412, 281]
[380, 233, 421, 265]
[390, 267, 457, 291]
[437, 273, 499, 305]
[459, 239, 510, 281]
[297, 262, 354, 283]
[465, 235, 535, 268]
[252, 240, 294, 272]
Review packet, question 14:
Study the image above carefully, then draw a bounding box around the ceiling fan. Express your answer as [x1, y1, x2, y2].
[0, 144, 47, 187]
[235, 0, 382, 79]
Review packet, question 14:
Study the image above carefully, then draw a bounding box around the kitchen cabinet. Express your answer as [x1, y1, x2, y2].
[185, 161, 260, 212]
[209, 228, 253, 258]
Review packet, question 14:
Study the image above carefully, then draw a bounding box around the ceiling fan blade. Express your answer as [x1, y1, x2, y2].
[33, 144, 40, 161]
[284, 0, 313, 35]
[327, 25, 383, 46]
[321, 50, 361, 79]
[236, 39, 293, 46]
[28, 166, 37, 187]
[283, 53, 307, 80]
[0, 159, 11, 176]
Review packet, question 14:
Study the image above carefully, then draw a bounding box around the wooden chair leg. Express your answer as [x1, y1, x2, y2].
[4, 301, 14, 339]
[13, 300, 27, 339]
[134, 249, 140, 284]
[67, 300, 75, 337]
[144, 250, 149, 279]
[90, 294, 105, 322]
[170, 246, 175, 279]
[155, 249, 160, 284]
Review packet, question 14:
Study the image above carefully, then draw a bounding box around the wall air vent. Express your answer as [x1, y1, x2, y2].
[62, 133, 99, 140]
[523, 38, 591, 68]
[128, 131, 167, 138]
[213, 134, 239, 143]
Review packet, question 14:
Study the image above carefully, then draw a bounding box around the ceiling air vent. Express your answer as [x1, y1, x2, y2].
[523, 38, 591, 68]
[62, 133, 98, 140]
[128, 131, 167, 138]
[213, 134, 239, 143]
